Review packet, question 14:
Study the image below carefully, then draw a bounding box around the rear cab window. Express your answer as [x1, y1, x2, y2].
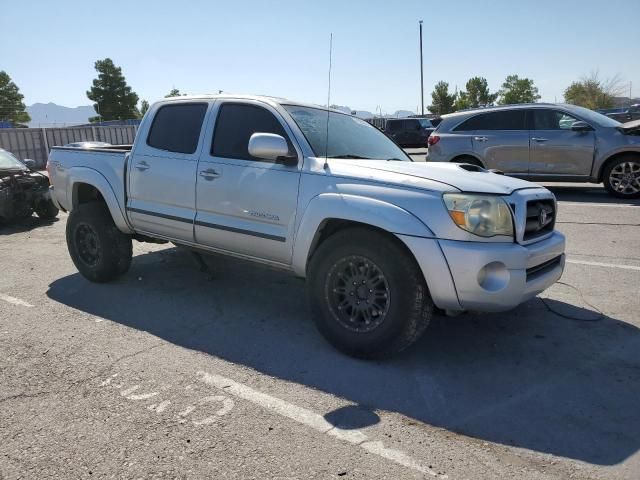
[147, 103, 208, 154]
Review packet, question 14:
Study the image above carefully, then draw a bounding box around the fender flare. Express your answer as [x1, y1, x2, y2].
[291, 193, 433, 276]
[67, 167, 133, 234]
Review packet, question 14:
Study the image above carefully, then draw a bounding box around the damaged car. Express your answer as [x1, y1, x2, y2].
[0, 149, 59, 223]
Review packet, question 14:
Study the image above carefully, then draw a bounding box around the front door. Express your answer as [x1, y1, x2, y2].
[529, 108, 595, 177]
[194, 101, 301, 265]
[127, 102, 209, 242]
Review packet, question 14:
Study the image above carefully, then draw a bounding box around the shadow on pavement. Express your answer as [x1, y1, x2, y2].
[47, 247, 640, 466]
[0, 215, 59, 235]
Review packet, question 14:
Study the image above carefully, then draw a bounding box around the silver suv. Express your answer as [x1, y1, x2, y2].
[426, 103, 640, 198]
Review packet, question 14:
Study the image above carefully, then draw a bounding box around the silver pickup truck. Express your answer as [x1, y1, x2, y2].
[48, 94, 565, 358]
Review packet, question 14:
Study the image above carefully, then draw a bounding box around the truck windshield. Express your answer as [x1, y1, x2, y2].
[0, 150, 27, 170]
[283, 105, 411, 161]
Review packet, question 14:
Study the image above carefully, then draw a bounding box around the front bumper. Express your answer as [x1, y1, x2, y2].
[398, 231, 565, 312]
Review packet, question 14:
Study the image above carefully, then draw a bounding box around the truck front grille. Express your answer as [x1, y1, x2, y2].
[523, 199, 555, 241]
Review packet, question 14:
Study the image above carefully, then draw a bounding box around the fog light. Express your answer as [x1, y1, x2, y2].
[477, 262, 510, 292]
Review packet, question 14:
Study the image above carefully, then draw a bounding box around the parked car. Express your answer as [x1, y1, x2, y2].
[426, 103, 640, 198]
[384, 118, 435, 147]
[604, 104, 640, 123]
[0, 149, 59, 223]
[64, 141, 112, 148]
[48, 94, 565, 358]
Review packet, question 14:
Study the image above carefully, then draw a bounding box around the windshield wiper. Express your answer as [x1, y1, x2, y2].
[386, 157, 406, 162]
[325, 154, 372, 160]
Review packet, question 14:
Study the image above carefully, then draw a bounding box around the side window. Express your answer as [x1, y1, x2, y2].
[211, 104, 292, 161]
[405, 119, 420, 130]
[454, 114, 486, 131]
[387, 121, 401, 132]
[455, 110, 527, 131]
[147, 103, 207, 154]
[533, 110, 578, 130]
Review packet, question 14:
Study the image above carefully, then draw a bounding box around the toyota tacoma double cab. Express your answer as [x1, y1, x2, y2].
[48, 95, 565, 358]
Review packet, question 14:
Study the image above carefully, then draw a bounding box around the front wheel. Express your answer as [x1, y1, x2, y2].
[66, 202, 132, 282]
[603, 155, 640, 199]
[307, 228, 433, 359]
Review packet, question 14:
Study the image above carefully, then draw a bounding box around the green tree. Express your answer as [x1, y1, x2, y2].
[564, 72, 623, 110]
[498, 75, 541, 104]
[428, 81, 456, 115]
[453, 91, 471, 111]
[86, 58, 139, 122]
[0, 71, 30, 125]
[165, 88, 184, 97]
[463, 77, 497, 107]
[139, 100, 150, 117]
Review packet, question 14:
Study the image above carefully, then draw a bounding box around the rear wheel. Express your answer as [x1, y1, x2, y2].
[603, 155, 640, 199]
[307, 227, 433, 359]
[66, 203, 132, 282]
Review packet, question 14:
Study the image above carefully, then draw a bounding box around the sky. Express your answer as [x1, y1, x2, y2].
[2, 0, 639, 115]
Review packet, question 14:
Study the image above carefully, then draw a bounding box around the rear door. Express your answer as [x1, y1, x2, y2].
[465, 110, 529, 174]
[127, 102, 209, 242]
[529, 108, 595, 177]
[194, 101, 302, 264]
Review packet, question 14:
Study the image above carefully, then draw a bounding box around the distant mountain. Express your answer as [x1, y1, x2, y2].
[330, 105, 414, 119]
[27, 103, 97, 127]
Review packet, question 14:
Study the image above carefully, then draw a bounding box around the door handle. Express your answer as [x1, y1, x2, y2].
[531, 137, 548, 142]
[199, 168, 221, 180]
[473, 136, 489, 142]
[135, 161, 150, 171]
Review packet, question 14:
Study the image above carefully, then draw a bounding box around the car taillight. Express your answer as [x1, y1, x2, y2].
[428, 135, 440, 146]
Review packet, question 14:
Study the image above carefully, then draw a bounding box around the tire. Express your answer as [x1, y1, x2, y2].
[306, 227, 433, 359]
[602, 154, 640, 199]
[66, 202, 132, 283]
[452, 155, 483, 167]
[35, 199, 59, 219]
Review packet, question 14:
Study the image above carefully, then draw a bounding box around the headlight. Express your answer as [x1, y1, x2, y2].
[443, 193, 514, 238]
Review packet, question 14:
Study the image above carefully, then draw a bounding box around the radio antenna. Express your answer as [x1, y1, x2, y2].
[324, 33, 333, 170]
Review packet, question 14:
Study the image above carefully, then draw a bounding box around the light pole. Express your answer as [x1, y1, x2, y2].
[419, 20, 424, 116]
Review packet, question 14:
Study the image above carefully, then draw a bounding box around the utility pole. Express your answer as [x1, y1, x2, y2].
[419, 20, 424, 116]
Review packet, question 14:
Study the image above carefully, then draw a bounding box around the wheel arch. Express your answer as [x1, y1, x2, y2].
[68, 168, 133, 234]
[597, 150, 640, 182]
[291, 193, 434, 277]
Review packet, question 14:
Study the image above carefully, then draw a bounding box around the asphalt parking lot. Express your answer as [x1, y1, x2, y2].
[1, 177, 639, 479]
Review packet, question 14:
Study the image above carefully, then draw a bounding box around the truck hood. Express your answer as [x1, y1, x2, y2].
[620, 119, 640, 134]
[328, 159, 539, 194]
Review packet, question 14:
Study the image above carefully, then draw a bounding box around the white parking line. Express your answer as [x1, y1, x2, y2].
[197, 371, 443, 478]
[567, 259, 640, 271]
[0, 293, 34, 308]
[559, 201, 638, 208]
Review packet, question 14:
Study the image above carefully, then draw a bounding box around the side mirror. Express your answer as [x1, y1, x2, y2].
[571, 121, 593, 132]
[248, 133, 296, 165]
[23, 159, 36, 169]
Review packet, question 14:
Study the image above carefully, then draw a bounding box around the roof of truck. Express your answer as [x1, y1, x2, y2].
[158, 93, 342, 113]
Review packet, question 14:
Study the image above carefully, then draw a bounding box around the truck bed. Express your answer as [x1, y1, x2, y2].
[48, 145, 131, 214]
